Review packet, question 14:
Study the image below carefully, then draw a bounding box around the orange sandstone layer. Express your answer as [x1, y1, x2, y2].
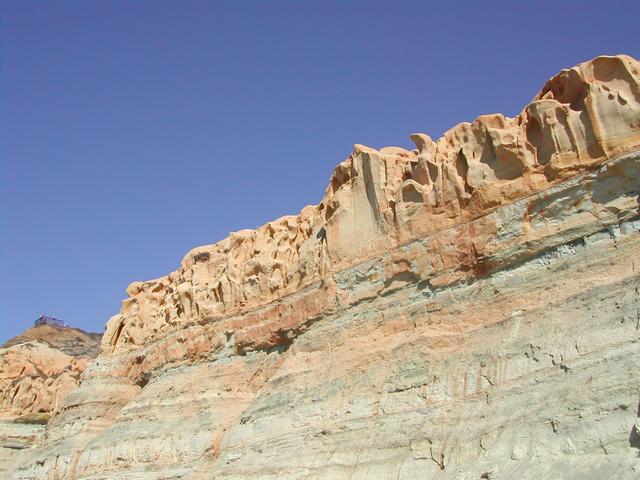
[102, 54, 640, 355]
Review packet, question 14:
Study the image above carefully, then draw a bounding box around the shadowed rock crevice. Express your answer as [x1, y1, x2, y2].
[629, 400, 640, 451]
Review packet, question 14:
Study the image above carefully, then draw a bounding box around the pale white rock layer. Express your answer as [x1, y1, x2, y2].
[0, 420, 45, 479]
[7, 55, 640, 479]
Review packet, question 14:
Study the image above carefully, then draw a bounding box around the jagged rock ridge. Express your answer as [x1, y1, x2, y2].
[6, 54, 640, 479]
[102, 54, 640, 356]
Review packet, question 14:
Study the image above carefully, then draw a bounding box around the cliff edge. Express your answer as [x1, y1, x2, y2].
[7, 54, 640, 479]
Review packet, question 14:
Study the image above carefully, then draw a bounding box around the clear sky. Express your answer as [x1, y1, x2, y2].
[1, 1, 638, 342]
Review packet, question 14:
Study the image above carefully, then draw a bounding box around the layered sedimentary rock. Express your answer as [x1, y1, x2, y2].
[8, 54, 640, 479]
[0, 327, 101, 477]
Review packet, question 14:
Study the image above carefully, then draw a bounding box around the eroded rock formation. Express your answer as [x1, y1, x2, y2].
[0, 327, 101, 477]
[0, 342, 87, 419]
[7, 54, 640, 479]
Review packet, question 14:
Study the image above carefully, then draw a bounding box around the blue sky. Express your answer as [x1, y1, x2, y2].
[1, 1, 638, 342]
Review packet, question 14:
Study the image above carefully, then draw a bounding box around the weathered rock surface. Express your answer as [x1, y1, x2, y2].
[7, 54, 640, 479]
[0, 342, 88, 419]
[0, 419, 47, 480]
[0, 327, 101, 477]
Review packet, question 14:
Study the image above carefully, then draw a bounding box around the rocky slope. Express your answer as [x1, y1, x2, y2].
[0, 327, 101, 478]
[7, 54, 640, 479]
[3, 325, 102, 359]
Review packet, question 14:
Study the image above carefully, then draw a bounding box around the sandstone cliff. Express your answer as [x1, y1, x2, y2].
[7, 54, 640, 479]
[0, 327, 101, 478]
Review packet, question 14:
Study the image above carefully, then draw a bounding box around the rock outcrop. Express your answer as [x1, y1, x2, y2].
[7, 54, 640, 479]
[0, 327, 101, 477]
[0, 342, 88, 419]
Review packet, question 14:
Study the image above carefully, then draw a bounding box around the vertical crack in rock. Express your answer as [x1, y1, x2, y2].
[362, 152, 382, 225]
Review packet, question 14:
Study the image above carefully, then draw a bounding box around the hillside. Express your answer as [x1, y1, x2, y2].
[2, 325, 102, 359]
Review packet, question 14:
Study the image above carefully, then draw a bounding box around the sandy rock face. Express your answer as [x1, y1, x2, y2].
[0, 325, 102, 419]
[0, 327, 101, 477]
[100, 54, 640, 356]
[8, 55, 640, 479]
[0, 342, 87, 418]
